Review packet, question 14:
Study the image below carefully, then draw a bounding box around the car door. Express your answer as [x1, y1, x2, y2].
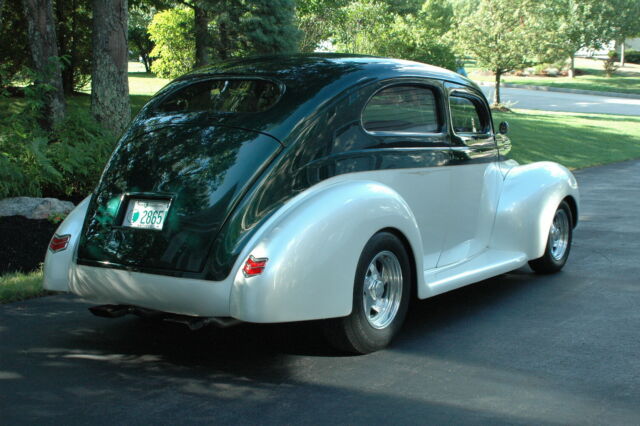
[436, 85, 502, 267]
[355, 80, 453, 269]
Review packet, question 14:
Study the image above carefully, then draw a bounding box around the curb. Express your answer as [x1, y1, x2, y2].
[475, 81, 640, 99]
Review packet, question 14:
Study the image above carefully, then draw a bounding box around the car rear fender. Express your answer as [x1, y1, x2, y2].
[490, 161, 579, 259]
[229, 178, 424, 323]
[43, 196, 92, 292]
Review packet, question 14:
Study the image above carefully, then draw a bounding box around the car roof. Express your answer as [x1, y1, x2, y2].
[182, 53, 480, 93]
[143, 54, 485, 144]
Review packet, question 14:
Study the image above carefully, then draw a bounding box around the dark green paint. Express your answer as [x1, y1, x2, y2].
[78, 54, 499, 280]
[77, 124, 281, 274]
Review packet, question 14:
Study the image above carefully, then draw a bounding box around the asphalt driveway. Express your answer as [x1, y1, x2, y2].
[1, 160, 640, 425]
[480, 86, 640, 116]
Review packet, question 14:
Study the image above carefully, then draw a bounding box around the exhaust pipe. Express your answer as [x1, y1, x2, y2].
[88, 304, 241, 329]
[89, 304, 134, 318]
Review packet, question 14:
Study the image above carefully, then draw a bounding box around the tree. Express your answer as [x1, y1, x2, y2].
[332, 0, 392, 54]
[603, 0, 640, 66]
[372, 14, 457, 70]
[456, 0, 541, 105]
[208, 0, 299, 59]
[208, 3, 242, 60]
[172, 0, 210, 67]
[0, 0, 29, 85]
[368, 1, 457, 70]
[539, 0, 612, 78]
[22, 0, 65, 129]
[148, 7, 195, 78]
[91, 0, 130, 135]
[296, 0, 348, 52]
[129, 6, 155, 72]
[149, 1, 300, 77]
[0, 0, 5, 32]
[240, 0, 300, 54]
[380, 0, 423, 15]
[55, 0, 93, 94]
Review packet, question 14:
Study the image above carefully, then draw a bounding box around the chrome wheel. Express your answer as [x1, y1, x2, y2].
[550, 208, 570, 261]
[363, 250, 403, 329]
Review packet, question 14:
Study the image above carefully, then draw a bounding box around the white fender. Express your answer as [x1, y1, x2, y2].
[229, 178, 424, 323]
[43, 196, 91, 292]
[490, 162, 579, 259]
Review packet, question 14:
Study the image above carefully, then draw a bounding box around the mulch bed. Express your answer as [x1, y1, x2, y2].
[0, 216, 57, 275]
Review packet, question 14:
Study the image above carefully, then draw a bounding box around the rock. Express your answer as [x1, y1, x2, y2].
[0, 197, 75, 220]
[546, 68, 559, 77]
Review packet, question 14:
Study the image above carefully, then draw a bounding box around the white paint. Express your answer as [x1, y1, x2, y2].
[44, 160, 579, 324]
[43, 196, 91, 292]
[437, 162, 502, 267]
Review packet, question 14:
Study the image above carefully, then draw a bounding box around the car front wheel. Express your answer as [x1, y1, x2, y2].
[529, 200, 573, 274]
[324, 231, 411, 354]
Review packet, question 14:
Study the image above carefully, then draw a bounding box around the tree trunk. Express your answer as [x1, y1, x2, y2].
[218, 19, 228, 60]
[620, 42, 626, 67]
[494, 69, 502, 106]
[91, 0, 130, 136]
[194, 5, 209, 67]
[141, 52, 151, 73]
[55, 0, 74, 95]
[22, 0, 66, 129]
[568, 54, 575, 79]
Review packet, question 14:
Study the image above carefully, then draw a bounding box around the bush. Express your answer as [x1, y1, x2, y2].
[603, 51, 618, 77]
[148, 8, 195, 78]
[625, 50, 640, 64]
[47, 107, 116, 198]
[0, 69, 116, 199]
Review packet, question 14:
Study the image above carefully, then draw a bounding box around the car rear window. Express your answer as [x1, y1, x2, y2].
[156, 79, 281, 114]
[362, 85, 440, 133]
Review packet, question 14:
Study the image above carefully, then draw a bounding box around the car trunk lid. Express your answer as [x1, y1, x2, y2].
[77, 123, 282, 275]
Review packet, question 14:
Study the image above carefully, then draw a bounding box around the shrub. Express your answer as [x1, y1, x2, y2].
[148, 8, 195, 78]
[0, 68, 116, 199]
[625, 50, 640, 64]
[47, 107, 116, 198]
[603, 51, 618, 77]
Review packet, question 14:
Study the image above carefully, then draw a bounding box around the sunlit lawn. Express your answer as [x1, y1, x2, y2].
[494, 109, 640, 169]
[127, 61, 171, 97]
[469, 58, 640, 95]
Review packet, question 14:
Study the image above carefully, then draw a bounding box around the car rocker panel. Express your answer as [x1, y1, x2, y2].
[43, 54, 579, 353]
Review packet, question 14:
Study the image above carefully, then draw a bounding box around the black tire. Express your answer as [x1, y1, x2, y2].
[324, 231, 412, 354]
[529, 200, 573, 274]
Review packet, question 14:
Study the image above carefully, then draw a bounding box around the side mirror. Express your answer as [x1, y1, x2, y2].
[499, 121, 509, 135]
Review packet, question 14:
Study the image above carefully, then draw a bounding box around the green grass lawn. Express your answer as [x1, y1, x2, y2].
[469, 58, 640, 95]
[0, 270, 47, 303]
[127, 61, 172, 96]
[493, 109, 640, 169]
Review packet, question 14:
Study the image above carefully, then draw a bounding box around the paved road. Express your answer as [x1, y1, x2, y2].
[2, 160, 640, 425]
[480, 86, 640, 116]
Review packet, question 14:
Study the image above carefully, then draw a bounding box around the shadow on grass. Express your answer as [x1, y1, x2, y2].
[128, 71, 157, 79]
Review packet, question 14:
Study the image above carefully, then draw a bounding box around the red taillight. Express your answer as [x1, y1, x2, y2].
[243, 255, 268, 277]
[49, 234, 71, 253]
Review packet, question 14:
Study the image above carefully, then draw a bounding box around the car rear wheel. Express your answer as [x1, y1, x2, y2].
[324, 232, 411, 354]
[529, 200, 573, 274]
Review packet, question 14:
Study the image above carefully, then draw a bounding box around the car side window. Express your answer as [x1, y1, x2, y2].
[449, 95, 489, 134]
[362, 85, 440, 134]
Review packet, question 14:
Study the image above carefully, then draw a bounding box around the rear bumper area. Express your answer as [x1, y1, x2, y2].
[69, 264, 232, 318]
